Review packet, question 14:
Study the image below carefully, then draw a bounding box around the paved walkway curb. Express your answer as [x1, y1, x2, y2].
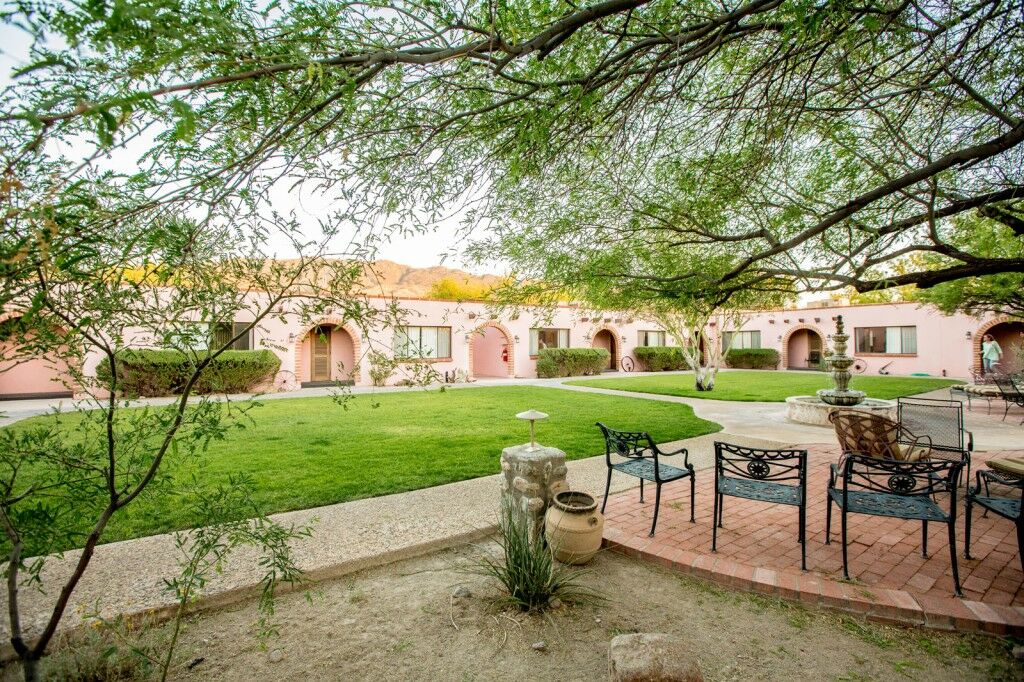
[605, 530, 1024, 636]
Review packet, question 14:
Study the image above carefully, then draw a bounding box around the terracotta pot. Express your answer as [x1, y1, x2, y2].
[544, 491, 604, 565]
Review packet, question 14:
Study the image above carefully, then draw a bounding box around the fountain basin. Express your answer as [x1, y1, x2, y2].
[786, 396, 896, 427]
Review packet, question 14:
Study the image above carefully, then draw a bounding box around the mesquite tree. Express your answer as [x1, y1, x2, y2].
[0, 201, 396, 680]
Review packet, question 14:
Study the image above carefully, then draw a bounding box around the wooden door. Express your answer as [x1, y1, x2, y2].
[310, 327, 332, 381]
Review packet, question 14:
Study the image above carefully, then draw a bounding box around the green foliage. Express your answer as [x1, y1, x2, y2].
[634, 346, 688, 371]
[725, 348, 780, 370]
[97, 350, 280, 397]
[535, 347, 609, 377]
[467, 504, 602, 612]
[427, 277, 493, 301]
[368, 350, 398, 386]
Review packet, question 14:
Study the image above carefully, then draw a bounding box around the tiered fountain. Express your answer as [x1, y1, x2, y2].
[786, 315, 896, 426]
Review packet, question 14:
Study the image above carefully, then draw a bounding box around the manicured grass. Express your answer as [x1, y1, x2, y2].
[10, 386, 719, 551]
[565, 370, 962, 402]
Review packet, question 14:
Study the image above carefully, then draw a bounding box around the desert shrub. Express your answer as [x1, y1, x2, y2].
[535, 347, 609, 377]
[368, 350, 398, 386]
[634, 346, 687, 371]
[725, 348, 780, 369]
[97, 349, 280, 397]
[468, 504, 603, 612]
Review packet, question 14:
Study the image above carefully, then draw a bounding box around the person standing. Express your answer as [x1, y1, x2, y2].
[981, 333, 1003, 373]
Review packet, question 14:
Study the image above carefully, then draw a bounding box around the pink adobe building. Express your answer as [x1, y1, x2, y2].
[1, 296, 1020, 399]
[726, 301, 1023, 380]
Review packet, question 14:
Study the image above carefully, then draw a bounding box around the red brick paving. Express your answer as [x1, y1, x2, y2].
[602, 445, 1024, 634]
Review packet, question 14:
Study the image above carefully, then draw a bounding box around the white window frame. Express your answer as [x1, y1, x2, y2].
[638, 330, 666, 347]
[724, 330, 761, 350]
[855, 326, 917, 355]
[394, 326, 452, 359]
[529, 328, 569, 355]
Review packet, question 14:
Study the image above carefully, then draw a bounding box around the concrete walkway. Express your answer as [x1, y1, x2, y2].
[2, 373, 1020, 645]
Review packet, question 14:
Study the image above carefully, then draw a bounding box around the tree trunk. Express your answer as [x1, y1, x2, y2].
[694, 365, 716, 391]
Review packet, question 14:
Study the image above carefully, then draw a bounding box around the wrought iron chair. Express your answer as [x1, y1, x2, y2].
[965, 469, 1024, 574]
[897, 397, 972, 486]
[826, 453, 964, 596]
[828, 410, 933, 462]
[712, 442, 809, 570]
[992, 375, 1024, 424]
[596, 422, 694, 537]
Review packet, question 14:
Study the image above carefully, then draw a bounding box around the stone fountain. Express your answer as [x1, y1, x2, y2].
[786, 315, 896, 426]
[816, 315, 866, 406]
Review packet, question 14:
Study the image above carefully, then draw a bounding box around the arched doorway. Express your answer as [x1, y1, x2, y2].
[785, 328, 824, 370]
[592, 328, 618, 371]
[298, 323, 357, 386]
[469, 323, 514, 378]
[0, 317, 75, 400]
[976, 319, 1024, 375]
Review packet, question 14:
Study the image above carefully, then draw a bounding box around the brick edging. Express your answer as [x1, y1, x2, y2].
[603, 530, 1024, 636]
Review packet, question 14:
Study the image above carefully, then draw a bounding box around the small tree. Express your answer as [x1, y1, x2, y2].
[650, 306, 748, 392]
[0, 209, 399, 680]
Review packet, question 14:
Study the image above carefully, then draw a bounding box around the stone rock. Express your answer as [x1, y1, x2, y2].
[1013, 644, 1024, 661]
[549, 597, 563, 609]
[532, 641, 547, 652]
[268, 648, 285, 664]
[452, 585, 472, 599]
[609, 633, 703, 682]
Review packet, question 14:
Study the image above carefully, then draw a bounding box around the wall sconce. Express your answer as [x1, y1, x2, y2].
[777, 335, 782, 341]
[583, 333, 592, 341]
[965, 331, 972, 339]
[464, 333, 471, 342]
[514, 335, 520, 342]
[287, 333, 295, 342]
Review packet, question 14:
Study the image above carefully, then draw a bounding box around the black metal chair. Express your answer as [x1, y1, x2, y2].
[898, 396, 973, 486]
[826, 453, 964, 596]
[712, 442, 808, 569]
[597, 422, 694, 537]
[965, 469, 1024, 574]
[992, 375, 1024, 424]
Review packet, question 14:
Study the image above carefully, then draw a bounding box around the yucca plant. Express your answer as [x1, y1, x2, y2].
[469, 503, 604, 611]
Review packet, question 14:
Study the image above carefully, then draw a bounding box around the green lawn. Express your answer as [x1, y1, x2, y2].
[10, 386, 719, 551]
[565, 370, 962, 402]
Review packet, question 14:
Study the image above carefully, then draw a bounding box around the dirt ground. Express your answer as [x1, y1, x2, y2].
[165, 545, 1020, 681]
[12, 545, 1023, 681]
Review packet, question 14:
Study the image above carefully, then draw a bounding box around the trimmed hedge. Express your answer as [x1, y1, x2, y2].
[98, 349, 281, 397]
[634, 346, 688, 372]
[536, 347, 610, 378]
[725, 348, 780, 370]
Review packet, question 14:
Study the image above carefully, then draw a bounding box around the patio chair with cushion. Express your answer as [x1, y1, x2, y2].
[826, 453, 964, 596]
[712, 442, 809, 570]
[897, 397, 973, 486]
[597, 422, 695, 537]
[992, 375, 1024, 424]
[828, 410, 932, 462]
[965, 467, 1024, 574]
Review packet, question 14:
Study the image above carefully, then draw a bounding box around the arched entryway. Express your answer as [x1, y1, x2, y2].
[784, 327, 825, 370]
[591, 327, 619, 371]
[974, 318, 1024, 375]
[0, 316, 75, 400]
[296, 322, 358, 387]
[469, 322, 515, 378]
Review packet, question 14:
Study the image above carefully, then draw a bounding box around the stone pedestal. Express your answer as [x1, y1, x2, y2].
[500, 444, 568, 538]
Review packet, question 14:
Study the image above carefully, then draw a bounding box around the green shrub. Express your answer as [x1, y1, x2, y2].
[467, 504, 603, 612]
[725, 348, 780, 369]
[97, 349, 280, 397]
[634, 346, 688, 371]
[536, 347, 609, 377]
[368, 350, 398, 386]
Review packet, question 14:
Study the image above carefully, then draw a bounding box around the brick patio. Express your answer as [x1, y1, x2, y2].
[602, 445, 1024, 634]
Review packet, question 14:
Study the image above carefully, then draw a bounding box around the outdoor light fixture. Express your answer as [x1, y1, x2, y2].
[965, 331, 972, 339]
[516, 410, 548, 452]
[777, 335, 782, 341]
[514, 335, 520, 342]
